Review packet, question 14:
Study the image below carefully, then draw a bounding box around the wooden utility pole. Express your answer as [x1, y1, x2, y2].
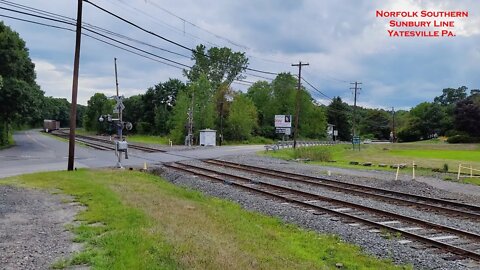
[67, 0, 83, 171]
[350, 81, 362, 138]
[291, 61, 309, 149]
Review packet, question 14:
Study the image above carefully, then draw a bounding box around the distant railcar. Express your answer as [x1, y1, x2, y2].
[43, 120, 60, 132]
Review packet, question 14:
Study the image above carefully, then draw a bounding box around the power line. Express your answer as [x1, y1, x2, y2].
[0, 13, 187, 70]
[0, 5, 192, 69]
[141, 0, 249, 50]
[83, 0, 194, 52]
[109, 0, 289, 67]
[83, 27, 191, 68]
[83, 0, 280, 76]
[301, 77, 332, 100]
[0, 2, 275, 87]
[0, 0, 191, 60]
[0, 11, 259, 89]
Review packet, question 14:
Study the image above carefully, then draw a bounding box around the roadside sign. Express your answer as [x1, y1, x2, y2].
[352, 136, 361, 144]
[333, 130, 338, 136]
[275, 115, 292, 128]
[276, 127, 291, 134]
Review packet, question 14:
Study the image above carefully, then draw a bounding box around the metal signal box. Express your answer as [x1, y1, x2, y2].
[117, 141, 128, 151]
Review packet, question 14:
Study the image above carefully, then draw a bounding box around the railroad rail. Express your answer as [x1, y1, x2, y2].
[204, 159, 480, 220]
[165, 161, 480, 262]
[52, 130, 165, 153]
[50, 131, 115, 151]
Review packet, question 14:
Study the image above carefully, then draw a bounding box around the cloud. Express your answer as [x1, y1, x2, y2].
[3, 0, 480, 110]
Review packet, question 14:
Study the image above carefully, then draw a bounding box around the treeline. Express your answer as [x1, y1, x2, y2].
[395, 86, 480, 142]
[2, 20, 480, 147]
[83, 73, 327, 144]
[0, 22, 85, 146]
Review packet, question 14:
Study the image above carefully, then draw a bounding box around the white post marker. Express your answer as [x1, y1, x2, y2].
[457, 164, 462, 180]
[470, 165, 473, 178]
[395, 165, 400, 180]
[412, 161, 416, 180]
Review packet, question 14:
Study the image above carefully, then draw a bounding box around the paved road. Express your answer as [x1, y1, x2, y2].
[0, 130, 264, 178]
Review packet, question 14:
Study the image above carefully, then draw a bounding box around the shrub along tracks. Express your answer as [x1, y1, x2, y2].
[164, 159, 480, 265]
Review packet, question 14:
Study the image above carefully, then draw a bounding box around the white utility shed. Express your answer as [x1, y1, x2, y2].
[199, 129, 216, 146]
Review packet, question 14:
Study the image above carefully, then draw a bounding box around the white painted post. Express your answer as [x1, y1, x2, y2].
[327, 170, 331, 176]
[395, 165, 400, 180]
[470, 165, 473, 178]
[169, 139, 173, 147]
[412, 161, 415, 180]
[457, 164, 461, 180]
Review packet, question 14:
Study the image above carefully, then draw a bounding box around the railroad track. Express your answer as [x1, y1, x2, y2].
[52, 130, 165, 153]
[165, 161, 480, 263]
[204, 159, 480, 220]
[50, 132, 115, 151]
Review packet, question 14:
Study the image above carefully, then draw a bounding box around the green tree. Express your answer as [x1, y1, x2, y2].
[247, 81, 274, 136]
[184, 44, 248, 131]
[434, 86, 468, 105]
[83, 93, 114, 134]
[359, 109, 391, 139]
[184, 44, 248, 90]
[327, 97, 351, 141]
[299, 99, 327, 139]
[0, 22, 43, 145]
[41, 97, 70, 127]
[169, 75, 215, 144]
[454, 95, 480, 136]
[123, 94, 144, 133]
[398, 102, 446, 141]
[225, 94, 258, 141]
[271, 73, 297, 115]
[153, 79, 185, 135]
[140, 79, 185, 134]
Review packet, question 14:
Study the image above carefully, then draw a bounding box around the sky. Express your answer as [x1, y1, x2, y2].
[1, 0, 479, 109]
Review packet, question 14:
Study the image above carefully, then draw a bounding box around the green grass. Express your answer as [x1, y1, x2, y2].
[262, 142, 480, 182]
[222, 136, 275, 146]
[0, 169, 409, 270]
[124, 135, 170, 145]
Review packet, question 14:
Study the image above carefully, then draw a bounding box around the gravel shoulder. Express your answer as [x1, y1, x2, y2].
[159, 153, 480, 270]
[0, 185, 83, 270]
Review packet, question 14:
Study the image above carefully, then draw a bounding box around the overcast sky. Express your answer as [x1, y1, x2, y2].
[1, 0, 479, 109]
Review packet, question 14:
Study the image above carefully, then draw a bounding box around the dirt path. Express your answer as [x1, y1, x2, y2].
[0, 185, 82, 269]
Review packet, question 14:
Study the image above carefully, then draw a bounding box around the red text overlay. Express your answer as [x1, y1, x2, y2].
[376, 10, 469, 38]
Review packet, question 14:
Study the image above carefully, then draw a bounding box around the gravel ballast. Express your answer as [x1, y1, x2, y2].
[158, 154, 480, 270]
[0, 185, 83, 270]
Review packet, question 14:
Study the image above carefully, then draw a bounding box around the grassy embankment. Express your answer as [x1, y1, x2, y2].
[262, 140, 480, 185]
[0, 169, 409, 269]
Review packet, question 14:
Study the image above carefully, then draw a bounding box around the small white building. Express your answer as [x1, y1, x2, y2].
[199, 129, 216, 146]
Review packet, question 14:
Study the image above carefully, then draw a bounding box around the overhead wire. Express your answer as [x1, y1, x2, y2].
[141, 0, 249, 50]
[0, 13, 187, 70]
[0, 7, 262, 86]
[107, 0, 220, 48]
[83, 0, 281, 76]
[0, 5, 192, 69]
[301, 77, 332, 100]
